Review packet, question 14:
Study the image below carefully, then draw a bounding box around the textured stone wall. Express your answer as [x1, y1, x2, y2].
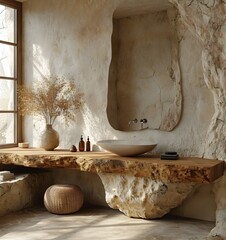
[169, 0, 226, 161]
[169, 1, 226, 238]
[209, 174, 226, 239]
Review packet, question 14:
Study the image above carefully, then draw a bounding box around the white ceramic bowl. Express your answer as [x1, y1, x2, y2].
[97, 140, 157, 157]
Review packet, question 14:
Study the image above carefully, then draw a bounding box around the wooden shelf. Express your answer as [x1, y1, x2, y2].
[0, 148, 224, 183]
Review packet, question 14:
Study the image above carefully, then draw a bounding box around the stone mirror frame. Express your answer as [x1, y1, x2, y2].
[107, 8, 182, 132]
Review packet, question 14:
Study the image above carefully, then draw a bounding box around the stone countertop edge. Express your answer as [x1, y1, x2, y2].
[0, 148, 224, 184]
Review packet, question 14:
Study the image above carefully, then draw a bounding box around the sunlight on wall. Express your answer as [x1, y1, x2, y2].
[30, 43, 118, 149]
[81, 103, 118, 151]
[26, 44, 51, 147]
[33, 44, 50, 79]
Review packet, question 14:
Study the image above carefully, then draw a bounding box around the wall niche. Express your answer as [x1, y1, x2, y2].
[107, 9, 182, 132]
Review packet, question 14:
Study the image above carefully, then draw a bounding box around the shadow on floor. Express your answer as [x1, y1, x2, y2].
[0, 205, 214, 240]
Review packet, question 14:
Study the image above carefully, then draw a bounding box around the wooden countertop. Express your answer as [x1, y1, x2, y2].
[0, 148, 224, 183]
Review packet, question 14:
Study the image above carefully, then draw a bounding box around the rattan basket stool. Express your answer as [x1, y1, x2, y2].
[44, 184, 84, 214]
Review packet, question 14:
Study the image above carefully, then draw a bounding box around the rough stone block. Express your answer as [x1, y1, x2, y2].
[0, 173, 53, 216]
[99, 173, 196, 219]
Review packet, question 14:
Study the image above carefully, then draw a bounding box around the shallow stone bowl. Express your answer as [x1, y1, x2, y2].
[97, 140, 157, 157]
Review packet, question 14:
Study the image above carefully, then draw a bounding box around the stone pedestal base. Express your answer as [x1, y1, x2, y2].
[98, 173, 196, 219]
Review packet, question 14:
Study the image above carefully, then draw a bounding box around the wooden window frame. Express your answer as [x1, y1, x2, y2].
[0, 0, 22, 148]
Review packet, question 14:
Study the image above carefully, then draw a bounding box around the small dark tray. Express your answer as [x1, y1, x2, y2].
[165, 152, 177, 155]
[161, 153, 179, 160]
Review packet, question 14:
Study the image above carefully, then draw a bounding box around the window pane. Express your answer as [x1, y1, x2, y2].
[0, 79, 15, 110]
[0, 113, 16, 144]
[0, 5, 15, 43]
[0, 43, 15, 77]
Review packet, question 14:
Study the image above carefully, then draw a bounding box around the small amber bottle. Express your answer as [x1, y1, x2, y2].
[79, 135, 85, 151]
[86, 136, 91, 152]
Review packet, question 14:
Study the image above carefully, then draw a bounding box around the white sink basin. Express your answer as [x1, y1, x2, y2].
[97, 140, 157, 157]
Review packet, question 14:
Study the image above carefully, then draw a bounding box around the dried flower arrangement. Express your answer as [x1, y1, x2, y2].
[18, 76, 83, 125]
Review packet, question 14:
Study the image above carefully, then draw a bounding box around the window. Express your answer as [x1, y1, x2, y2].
[0, 0, 21, 148]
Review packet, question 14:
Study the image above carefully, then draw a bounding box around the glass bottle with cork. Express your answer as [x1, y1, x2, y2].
[86, 136, 91, 151]
[79, 135, 85, 151]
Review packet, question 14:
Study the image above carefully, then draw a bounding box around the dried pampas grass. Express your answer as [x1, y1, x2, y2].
[18, 76, 83, 125]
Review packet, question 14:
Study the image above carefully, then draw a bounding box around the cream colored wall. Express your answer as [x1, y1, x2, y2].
[22, 0, 214, 157]
[172, 183, 216, 221]
[22, 0, 215, 221]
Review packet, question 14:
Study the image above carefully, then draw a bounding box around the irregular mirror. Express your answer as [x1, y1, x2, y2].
[107, 6, 182, 132]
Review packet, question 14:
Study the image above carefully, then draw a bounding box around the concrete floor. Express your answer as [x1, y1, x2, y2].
[0, 206, 214, 240]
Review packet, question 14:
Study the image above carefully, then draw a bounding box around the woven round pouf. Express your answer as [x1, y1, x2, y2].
[44, 184, 84, 214]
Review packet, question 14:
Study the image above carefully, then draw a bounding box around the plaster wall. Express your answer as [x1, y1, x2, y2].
[23, 0, 213, 160]
[22, 0, 215, 221]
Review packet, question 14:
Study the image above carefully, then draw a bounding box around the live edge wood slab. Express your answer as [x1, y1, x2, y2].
[0, 148, 224, 183]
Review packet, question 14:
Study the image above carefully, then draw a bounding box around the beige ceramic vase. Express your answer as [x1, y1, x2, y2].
[41, 124, 59, 151]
